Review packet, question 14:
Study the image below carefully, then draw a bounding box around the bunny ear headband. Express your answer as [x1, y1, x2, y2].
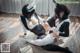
[27, 0, 40, 12]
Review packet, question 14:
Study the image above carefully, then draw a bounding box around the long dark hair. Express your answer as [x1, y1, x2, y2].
[22, 4, 35, 19]
[55, 4, 70, 21]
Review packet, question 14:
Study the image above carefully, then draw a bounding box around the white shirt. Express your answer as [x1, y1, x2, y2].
[26, 14, 38, 29]
[26, 14, 45, 29]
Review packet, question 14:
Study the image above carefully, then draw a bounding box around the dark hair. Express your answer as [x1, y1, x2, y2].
[22, 4, 35, 18]
[55, 4, 70, 21]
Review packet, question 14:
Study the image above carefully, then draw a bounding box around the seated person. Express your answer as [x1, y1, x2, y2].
[47, 3, 70, 45]
[20, 4, 46, 38]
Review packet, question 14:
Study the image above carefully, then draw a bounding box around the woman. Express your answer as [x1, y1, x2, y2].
[47, 3, 70, 45]
[20, 4, 46, 37]
[52, 3, 70, 37]
[25, 4, 72, 53]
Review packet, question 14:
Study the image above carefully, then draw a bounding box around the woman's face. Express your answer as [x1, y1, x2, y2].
[59, 12, 64, 18]
[55, 11, 64, 19]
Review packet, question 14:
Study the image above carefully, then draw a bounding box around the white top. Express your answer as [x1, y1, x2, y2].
[26, 14, 45, 29]
[26, 14, 38, 29]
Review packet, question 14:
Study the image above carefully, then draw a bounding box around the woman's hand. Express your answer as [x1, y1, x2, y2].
[52, 31, 60, 38]
[42, 22, 51, 32]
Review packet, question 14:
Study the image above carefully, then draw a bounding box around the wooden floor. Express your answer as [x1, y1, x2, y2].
[0, 13, 80, 53]
[0, 13, 29, 53]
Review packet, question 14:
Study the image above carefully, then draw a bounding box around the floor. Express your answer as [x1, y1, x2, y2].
[0, 13, 80, 53]
[0, 13, 29, 53]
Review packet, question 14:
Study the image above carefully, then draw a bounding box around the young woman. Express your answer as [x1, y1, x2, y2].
[47, 3, 71, 47]
[24, 4, 72, 53]
[20, 4, 46, 37]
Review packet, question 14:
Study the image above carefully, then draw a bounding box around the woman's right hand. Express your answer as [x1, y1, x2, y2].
[52, 31, 60, 38]
[42, 22, 51, 32]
